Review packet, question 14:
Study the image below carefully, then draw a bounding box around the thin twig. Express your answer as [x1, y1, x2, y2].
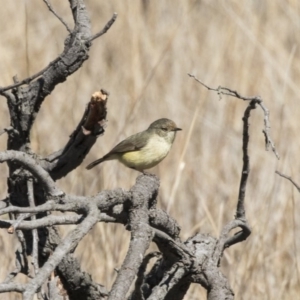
[258, 102, 280, 159]
[235, 101, 256, 219]
[7, 212, 34, 233]
[27, 179, 39, 277]
[0, 214, 83, 230]
[0, 57, 60, 93]
[188, 73, 280, 159]
[188, 73, 260, 101]
[214, 219, 250, 263]
[23, 207, 99, 300]
[0, 201, 78, 217]
[275, 171, 300, 193]
[42, 0, 72, 33]
[87, 13, 118, 42]
[0, 13, 117, 94]
[188, 75, 272, 258]
[16, 230, 29, 277]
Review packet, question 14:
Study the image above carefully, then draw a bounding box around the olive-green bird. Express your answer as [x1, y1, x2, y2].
[86, 118, 181, 172]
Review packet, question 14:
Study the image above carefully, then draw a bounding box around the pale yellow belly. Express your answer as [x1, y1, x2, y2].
[119, 136, 172, 170]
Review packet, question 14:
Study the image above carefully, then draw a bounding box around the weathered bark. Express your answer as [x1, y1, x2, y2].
[1, 1, 115, 299]
[0, 2, 282, 300]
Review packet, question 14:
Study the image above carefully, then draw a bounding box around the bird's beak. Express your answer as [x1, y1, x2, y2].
[173, 127, 182, 131]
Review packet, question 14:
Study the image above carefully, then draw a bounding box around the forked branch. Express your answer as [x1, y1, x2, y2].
[188, 73, 280, 159]
[188, 75, 279, 266]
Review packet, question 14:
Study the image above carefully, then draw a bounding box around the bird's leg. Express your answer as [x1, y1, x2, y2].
[130, 167, 151, 175]
[142, 170, 152, 175]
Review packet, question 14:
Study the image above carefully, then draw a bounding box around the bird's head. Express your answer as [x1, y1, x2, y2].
[148, 118, 181, 141]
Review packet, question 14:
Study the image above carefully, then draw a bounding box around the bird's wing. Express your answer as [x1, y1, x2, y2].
[107, 131, 149, 154]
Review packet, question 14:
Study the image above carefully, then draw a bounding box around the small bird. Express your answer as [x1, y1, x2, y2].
[86, 118, 181, 172]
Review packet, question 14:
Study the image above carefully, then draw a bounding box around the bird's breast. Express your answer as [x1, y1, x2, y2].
[119, 133, 174, 170]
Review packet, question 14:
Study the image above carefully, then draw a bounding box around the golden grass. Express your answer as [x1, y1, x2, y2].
[0, 0, 300, 299]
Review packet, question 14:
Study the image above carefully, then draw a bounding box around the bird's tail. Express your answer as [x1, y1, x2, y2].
[86, 157, 105, 170]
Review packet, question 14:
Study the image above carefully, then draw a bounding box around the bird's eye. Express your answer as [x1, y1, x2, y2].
[161, 127, 168, 131]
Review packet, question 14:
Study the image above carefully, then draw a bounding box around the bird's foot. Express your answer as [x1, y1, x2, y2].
[142, 170, 153, 176]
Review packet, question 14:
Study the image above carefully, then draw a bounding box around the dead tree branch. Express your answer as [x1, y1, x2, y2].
[275, 170, 300, 192]
[23, 206, 99, 300]
[0, 150, 63, 197]
[88, 12, 118, 42]
[42, 0, 72, 33]
[0, 1, 280, 299]
[40, 90, 109, 180]
[108, 175, 158, 300]
[27, 179, 39, 278]
[184, 75, 280, 299]
[0, 1, 117, 300]
[0, 215, 83, 230]
[188, 73, 280, 160]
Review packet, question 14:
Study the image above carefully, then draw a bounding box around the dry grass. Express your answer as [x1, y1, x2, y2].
[0, 1, 300, 299]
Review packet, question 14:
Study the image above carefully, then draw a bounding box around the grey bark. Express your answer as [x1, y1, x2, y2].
[0, 1, 115, 300]
[0, 2, 281, 300]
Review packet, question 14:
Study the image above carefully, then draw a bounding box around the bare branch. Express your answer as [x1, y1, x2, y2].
[109, 175, 158, 300]
[82, 90, 108, 131]
[153, 228, 194, 260]
[214, 219, 251, 264]
[258, 102, 280, 159]
[187, 75, 280, 259]
[23, 206, 99, 300]
[56, 253, 108, 300]
[0, 201, 62, 216]
[0, 2, 118, 300]
[0, 56, 60, 93]
[0, 187, 131, 217]
[27, 179, 39, 277]
[223, 222, 251, 249]
[42, 0, 72, 33]
[188, 74, 279, 159]
[87, 12, 118, 42]
[149, 208, 181, 240]
[236, 100, 256, 219]
[0, 200, 88, 217]
[41, 90, 109, 180]
[15, 230, 30, 277]
[0, 1, 99, 96]
[0, 150, 63, 197]
[0, 282, 25, 293]
[186, 233, 234, 300]
[188, 73, 260, 101]
[0, 214, 83, 230]
[275, 170, 300, 192]
[7, 212, 33, 233]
